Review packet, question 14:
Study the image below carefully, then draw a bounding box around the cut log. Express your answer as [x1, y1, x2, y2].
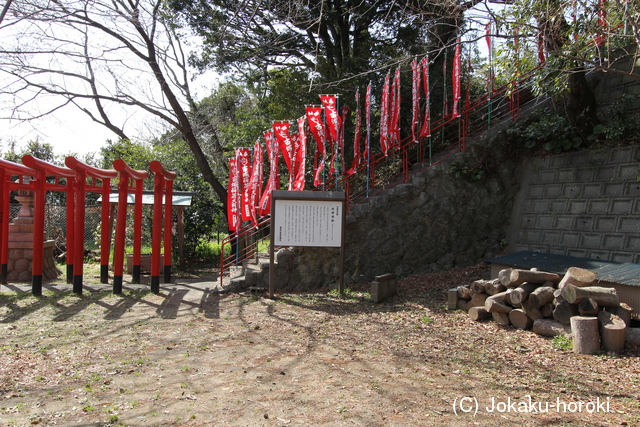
[522, 298, 544, 321]
[457, 286, 471, 300]
[561, 285, 619, 307]
[578, 298, 599, 316]
[627, 328, 640, 346]
[510, 282, 542, 305]
[471, 280, 488, 294]
[570, 316, 600, 354]
[469, 306, 491, 321]
[448, 288, 459, 310]
[509, 309, 533, 330]
[597, 311, 626, 354]
[558, 267, 596, 290]
[533, 318, 572, 337]
[457, 299, 468, 311]
[541, 302, 554, 318]
[503, 288, 519, 306]
[528, 286, 556, 308]
[608, 303, 633, 327]
[485, 291, 513, 314]
[484, 280, 506, 296]
[508, 269, 560, 287]
[553, 299, 579, 325]
[492, 311, 510, 326]
[498, 268, 514, 287]
[469, 292, 488, 308]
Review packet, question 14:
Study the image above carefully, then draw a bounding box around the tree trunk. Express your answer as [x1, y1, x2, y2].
[507, 269, 560, 287]
[571, 316, 600, 354]
[469, 306, 491, 321]
[533, 318, 572, 337]
[528, 286, 556, 308]
[509, 309, 533, 330]
[578, 298, 599, 317]
[558, 267, 596, 290]
[561, 285, 619, 307]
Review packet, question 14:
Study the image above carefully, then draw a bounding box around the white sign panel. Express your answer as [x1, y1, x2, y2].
[273, 199, 343, 247]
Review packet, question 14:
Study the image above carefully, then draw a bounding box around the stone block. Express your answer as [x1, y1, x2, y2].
[561, 232, 580, 247]
[527, 184, 545, 198]
[624, 181, 640, 197]
[594, 216, 617, 232]
[566, 248, 588, 258]
[542, 230, 561, 245]
[568, 200, 588, 215]
[549, 200, 568, 214]
[554, 215, 573, 230]
[603, 181, 624, 197]
[576, 167, 595, 182]
[370, 273, 397, 303]
[582, 182, 602, 197]
[580, 232, 602, 248]
[587, 199, 609, 215]
[536, 215, 554, 229]
[573, 215, 593, 231]
[602, 234, 625, 250]
[538, 170, 556, 184]
[563, 184, 582, 198]
[611, 252, 633, 263]
[624, 236, 640, 252]
[618, 217, 640, 232]
[543, 184, 563, 198]
[556, 168, 576, 182]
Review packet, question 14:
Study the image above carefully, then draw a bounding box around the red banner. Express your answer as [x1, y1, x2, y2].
[259, 131, 279, 216]
[453, 39, 461, 119]
[595, 0, 607, 47]
[390, 67, 401, 144]
[411, 58, 420, 142]
[306, 106, 326, 187]
[364, 82, 371, 161]
[419, 56, 431, 138]
[292, 116, 306, 191]
[236, 148, 252, 221]
[248, 140, 263, 228]
[226, 158, 240, 231]
[380, 73, 391, 156]
[320, 95, 339, 149]
[273, 122, 293, 176]
[349, 89, 362, 173]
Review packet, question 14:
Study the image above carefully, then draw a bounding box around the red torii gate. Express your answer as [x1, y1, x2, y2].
[112, 159, 149, 294]
[0, 159, 37, 285]
[149, 160, 176, 293]
[64, 157, 118, 293]
[21, 155, 76, 296]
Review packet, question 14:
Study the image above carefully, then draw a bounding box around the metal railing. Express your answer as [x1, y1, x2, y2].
[218, 68, 540, 283]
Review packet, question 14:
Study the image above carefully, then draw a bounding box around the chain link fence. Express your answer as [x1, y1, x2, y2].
[10, 204, 155, 256]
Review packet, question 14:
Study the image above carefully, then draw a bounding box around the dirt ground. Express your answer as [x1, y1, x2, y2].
[1, 263, 639, 427]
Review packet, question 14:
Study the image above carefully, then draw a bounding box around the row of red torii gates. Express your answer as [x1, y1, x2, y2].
[0, 155, 177, 296]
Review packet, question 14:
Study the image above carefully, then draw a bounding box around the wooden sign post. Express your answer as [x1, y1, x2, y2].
[269, 190, 346, 298]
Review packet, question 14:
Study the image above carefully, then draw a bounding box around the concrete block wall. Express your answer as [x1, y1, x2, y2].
[506, 145, 640, 263]
[593, 45, 640, 117]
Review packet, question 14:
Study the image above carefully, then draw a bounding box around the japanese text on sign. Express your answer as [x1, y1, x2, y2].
[273, 200, 342, 247]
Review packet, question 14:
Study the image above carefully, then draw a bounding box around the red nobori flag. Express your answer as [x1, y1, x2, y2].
[349, 89, 362, 173]
[293, 116, 307, 191]
[411, 58, 420, 142]
[364, 82, 372, 160]
[390, 67, 401, 144]
[273, 122, 293, 176]
[306, 106, 326, 186]
[595, 0, 607, 47]
[227, 158, 240, 231]
[380, 72, 391, 156]
[419, 56, 431, 138]
[453, 38, 461, 119]
[248, 140, 263, 228]
[320, 95, 340, 148]
[236, 148, 252, 221]
[259, 131, 279, 216]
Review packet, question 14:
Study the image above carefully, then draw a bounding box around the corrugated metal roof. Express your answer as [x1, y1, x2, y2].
[485, 251, 640, 288]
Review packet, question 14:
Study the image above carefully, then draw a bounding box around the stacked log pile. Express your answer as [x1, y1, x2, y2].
[448, 267, 639, 354]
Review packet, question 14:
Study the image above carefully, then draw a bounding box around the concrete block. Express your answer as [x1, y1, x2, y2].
[563, 184, 583, 198]
[618, 163, 638, 179]
[561, 232, 580, 247]
[603, 181, 624, 197]
[624, 236, 640, 252]
[576, 166, 596, 182]
[557, 168, 576, 182]
[543, 184, 563, 198]
[587, 198, 609, 215]
[538, 170, 556, 184]
[594, 216, 617, 232]
[371, 273, 397, 303]
[579, 232, 602, 248]
[602, 234, 625, 250]
[610, 198, 633, 215]
[532, 200, 550, 213]
[624, 181, 640, 197]
[566, 248, 589, 258]
[568, 200, 588, 215]
[611, 252, 633, 263]
[595, 165, 617, 181]
[566, 151, 590, 167]
[536, 215, 555, 229]
[554, 215, 574, 230]
[618, 217, 640, 232]
[610, 147, 634, 163]
[542, 230, 561, 245]
[586, 250, 608, 260]
[527, 184, 545, 198]
[549, 200, 568, 213]
[573, 215, 593, 231]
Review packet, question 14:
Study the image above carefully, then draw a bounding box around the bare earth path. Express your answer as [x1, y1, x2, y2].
[1, 264, 639, 426]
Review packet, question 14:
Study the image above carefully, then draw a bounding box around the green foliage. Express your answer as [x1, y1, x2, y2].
[450, 160, 485, 181]
[591, 95, 640, 143]
[509, 109, 583, 153]
[551, 335, 573, 351]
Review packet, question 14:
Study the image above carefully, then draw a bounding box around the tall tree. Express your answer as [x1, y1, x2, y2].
[0, 0, 229, 210]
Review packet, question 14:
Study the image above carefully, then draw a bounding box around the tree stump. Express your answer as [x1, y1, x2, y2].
[533, 318, 572, 337]
[608, 303, 633, 327]
[598, 311, 626, 354]
[570, 316, 600, 354]
[469, 306, 491, 321]
[558, 267, 596, 290]
[509, 309, 533, 330]
[561, 285, 619, 307]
